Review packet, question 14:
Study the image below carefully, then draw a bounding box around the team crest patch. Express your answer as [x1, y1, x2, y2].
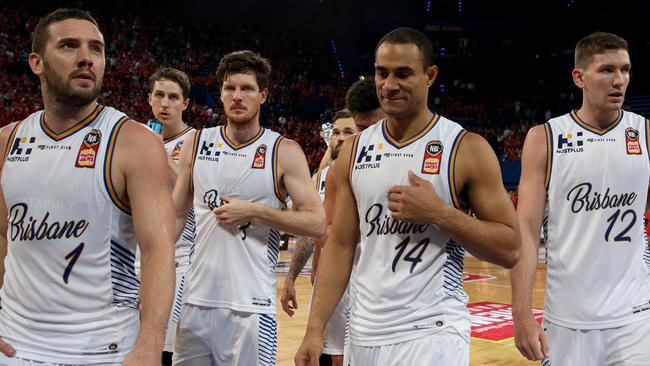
[252, 144, 267, 169]
[75, 129, 102, 168]
[421, 140, 443, 174]
[625, 128, 641, 155]
[171, 141, 184, 160]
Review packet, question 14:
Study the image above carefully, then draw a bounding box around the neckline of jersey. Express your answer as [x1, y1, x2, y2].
[382, 113, 440, 149]
[220, 126, 265, 150]
[40, 104, 105, 142]
[569, 109, 623, 136]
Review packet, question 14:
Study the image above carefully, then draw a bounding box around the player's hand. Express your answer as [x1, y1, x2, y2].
[122, 345, 161, 366]
[213, 195, 255, 226]
[0, 337, 16, 357]
[294, 333, 323, 366]
[281, 278, 299, 317]
[513, 313, 549, 361]
[388, 170, 442, 223]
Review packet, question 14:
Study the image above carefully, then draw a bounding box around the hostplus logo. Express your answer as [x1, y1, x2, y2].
[556, 132, 584, 154]
[7, 136, 36, 162]
[355, 143, 383, 170]
[197, 140, 220, 162]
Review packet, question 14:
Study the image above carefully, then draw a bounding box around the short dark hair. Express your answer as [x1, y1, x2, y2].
[32, 8, 100, 54]
[216, 50, 272, 90]
[575, 32, 628, 68]
[375, 27, 434, 68]
[345, 78, 380, 115]
[332, 109, 352, 124]
[149, 67, 191, 99]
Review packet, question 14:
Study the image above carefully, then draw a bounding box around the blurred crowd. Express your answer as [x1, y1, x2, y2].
[0, 2, 595, 172]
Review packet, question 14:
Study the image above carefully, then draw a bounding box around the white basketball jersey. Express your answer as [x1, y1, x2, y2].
[186, 126, 284, 313]
[544, 110, 650, 329]
[0, 105, 140, 363]
[164, 126, 196, 269]
[349, 115, 471, 346]
[316, 165, 330, 200]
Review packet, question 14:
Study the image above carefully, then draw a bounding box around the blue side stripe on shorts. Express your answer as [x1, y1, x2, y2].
[171, 276, 185, 323]
[258, 314, 277, 366]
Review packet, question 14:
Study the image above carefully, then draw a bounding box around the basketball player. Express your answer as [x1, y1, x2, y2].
[171, 50, 326, 366]
[511, 32, 650, 365]
[0, 8, 175, 366]
[295, 27, 520, 365]
[286, 81, 385, 366]
[147, 67, 195, 365]
[315, 78, 383, 172]
[344, 77, 385, 132]
[282, 110, 356, 366]
[312, 78, 386, 287]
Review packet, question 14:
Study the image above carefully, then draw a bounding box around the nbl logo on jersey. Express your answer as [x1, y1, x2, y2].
[75, 129, 102, 168]
[556, 132, 584, 154]
[251, 144, 267, 169]
[625, 128, 641, 155]
[421, 140, 443, 174]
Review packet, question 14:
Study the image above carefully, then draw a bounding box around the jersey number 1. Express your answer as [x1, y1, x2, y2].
[63, 243, 85, 284]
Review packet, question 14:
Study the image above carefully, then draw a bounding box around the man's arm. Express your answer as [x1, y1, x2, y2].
[215, 138, 326, 238]
[113, 121, 176, 365]
[511, 125, 549, 361]
[171, 132, 196, 242]
[388, 132, 520, 268]
[0, 123, 17, 357]
[281, 236, 316, 317]
[323, 160, 338, 223]
[312, 159, 339, 283]
[0, 187, 7, 290]
[167, 155, 180, 186]
[0, 122, 16, 290]
[295, 139, 360, 366]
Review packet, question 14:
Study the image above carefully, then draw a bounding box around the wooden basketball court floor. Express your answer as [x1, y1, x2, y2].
[275, 250, 547, 365]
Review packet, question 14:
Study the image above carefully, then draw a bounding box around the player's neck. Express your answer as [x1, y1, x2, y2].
[42, 100, 98, 133]
[385, 109, 434, 142]
[225, 120, 262, 145]
[576, 105, 620, 130]
[162, 120, 189, 140]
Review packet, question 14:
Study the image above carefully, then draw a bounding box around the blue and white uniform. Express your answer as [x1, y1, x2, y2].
[162, 126, 195, 353]
[0, 105, 139, 364]
[541, 110, 650, 365]
[346, 115, 470, 365]
[173, 126, 283, 366]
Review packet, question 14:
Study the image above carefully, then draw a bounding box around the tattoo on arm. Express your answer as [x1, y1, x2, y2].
[288, 237, 316, 281]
